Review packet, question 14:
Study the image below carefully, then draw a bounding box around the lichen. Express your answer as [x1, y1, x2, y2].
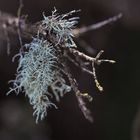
[8, 37, 71, 123]
[42, 8, 79, 47]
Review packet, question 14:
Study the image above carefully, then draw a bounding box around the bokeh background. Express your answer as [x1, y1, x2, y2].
[0, 0, 140, 140]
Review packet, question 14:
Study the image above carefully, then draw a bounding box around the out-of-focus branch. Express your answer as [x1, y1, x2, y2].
[132, 105, 140, 140]
[0, 11, 38, 42]
[73, 13, 122, 37]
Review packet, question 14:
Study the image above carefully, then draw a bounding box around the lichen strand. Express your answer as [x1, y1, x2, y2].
[8, 38, 71, 123]
[42, 8, 79, 47]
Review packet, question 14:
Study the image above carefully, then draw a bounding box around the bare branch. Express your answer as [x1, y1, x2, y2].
[73, 13, 122, 37]
[17, 0, 24, 53]
[62, 66, 93, 122]
[66, 48, 115, 91]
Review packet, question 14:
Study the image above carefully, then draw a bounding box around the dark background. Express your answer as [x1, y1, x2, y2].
[0, 0, 140, 140]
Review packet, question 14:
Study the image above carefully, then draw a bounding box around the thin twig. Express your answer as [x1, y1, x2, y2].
[3, 24, 10, 55]
[73, 13, 122, 37]
[66, 54, 94, 76]
[61, 64, 93, 122]
[76, 92, 93, 122]
[17, 0, 24, 53]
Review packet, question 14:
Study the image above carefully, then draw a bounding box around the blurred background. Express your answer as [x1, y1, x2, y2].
[0, 0, 140, 140]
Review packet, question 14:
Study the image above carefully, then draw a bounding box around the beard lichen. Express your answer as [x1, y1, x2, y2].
[7, 9, 116, 123]
[8, 37, 72, 123]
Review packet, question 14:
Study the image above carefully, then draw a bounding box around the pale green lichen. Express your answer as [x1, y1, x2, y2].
[42, 8, 79, 47]
[8, 37, 71, 123]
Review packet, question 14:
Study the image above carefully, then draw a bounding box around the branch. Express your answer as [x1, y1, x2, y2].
[73, 13, 122, 37]
[0, 11, 38, 42]
[62, 65, 93, 122]
[66, 48, 115, 91]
